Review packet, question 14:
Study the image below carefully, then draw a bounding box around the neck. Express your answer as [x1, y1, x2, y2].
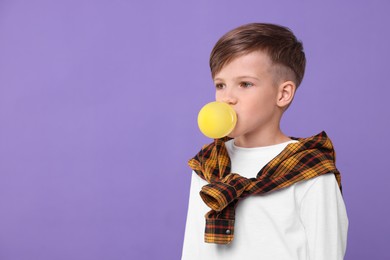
[233, 126, 291, 148]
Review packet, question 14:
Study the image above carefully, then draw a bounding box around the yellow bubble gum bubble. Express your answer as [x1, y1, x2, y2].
[197, 101, 237, 139]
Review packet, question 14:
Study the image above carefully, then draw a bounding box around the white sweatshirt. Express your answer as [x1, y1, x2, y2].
[182, 139, 348, 260]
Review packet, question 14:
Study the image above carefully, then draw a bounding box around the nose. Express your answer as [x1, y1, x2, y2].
[222, 96, 237, 105]
[217, 88, 237, 105]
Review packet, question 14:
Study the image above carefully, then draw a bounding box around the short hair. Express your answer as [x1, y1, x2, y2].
[210, 23, 306, 87]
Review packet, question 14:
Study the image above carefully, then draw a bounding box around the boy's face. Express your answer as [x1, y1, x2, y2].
[214, 51, 283, 142]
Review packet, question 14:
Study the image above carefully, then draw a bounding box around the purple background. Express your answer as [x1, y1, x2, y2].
[0, 0, 389, 259]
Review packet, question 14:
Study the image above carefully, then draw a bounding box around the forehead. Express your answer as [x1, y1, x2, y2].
[214, 51, 274, 79]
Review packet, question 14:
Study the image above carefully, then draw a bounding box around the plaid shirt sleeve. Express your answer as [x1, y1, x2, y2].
[200, 173, 251, 211]
[203, 203, 237, 244]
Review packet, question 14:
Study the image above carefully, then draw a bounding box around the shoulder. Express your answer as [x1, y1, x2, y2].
[306, 173, 340, 193]
[303, 173, 338, 189]
[192, 137, 232, 158]
[298, 173, 344, 211]
[293, 173, 341, 203]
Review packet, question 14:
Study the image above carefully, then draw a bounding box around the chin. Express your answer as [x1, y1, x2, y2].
[227, 130, 240, 139]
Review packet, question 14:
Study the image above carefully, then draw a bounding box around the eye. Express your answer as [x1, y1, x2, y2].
[240, 81, 254, 88]
[215, 83, 225, 90]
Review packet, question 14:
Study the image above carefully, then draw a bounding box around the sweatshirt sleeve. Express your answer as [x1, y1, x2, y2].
[181, 171, 210, 260]
[300, 173, 349, 260]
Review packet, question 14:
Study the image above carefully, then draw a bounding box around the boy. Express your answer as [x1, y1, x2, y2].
[182, 23, 348, 259]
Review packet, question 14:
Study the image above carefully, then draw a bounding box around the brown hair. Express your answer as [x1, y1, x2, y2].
[210, 23, 306, 87]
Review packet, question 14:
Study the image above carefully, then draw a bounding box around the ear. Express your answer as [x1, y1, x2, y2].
[276, 81, 296, 109]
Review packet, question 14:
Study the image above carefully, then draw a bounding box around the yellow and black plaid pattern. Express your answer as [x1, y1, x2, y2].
[188, 131, 342, 244]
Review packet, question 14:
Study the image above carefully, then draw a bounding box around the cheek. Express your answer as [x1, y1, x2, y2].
[238, 99, 260, 119]
[215, 92, 221, 101]
[241, 96, 274, 118]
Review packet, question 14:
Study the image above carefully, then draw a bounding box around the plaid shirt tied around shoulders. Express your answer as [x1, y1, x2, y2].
[188, 131, 342, 245]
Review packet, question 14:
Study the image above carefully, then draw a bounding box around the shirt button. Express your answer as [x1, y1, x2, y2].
[225, 229, 231, 234]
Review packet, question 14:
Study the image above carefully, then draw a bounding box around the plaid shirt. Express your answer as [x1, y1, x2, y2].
[188, 131, 342, 244]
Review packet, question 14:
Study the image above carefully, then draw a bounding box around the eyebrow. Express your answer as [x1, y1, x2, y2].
[214, 76, 260, 81]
